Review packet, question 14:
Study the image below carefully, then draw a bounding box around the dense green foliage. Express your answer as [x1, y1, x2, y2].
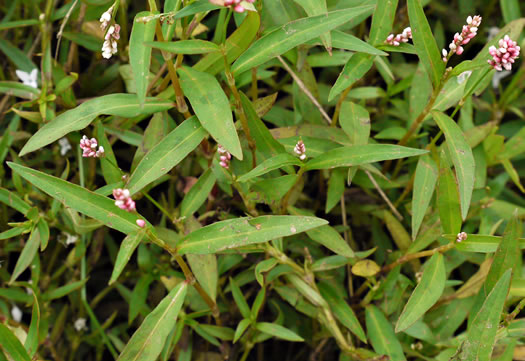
[1, 0, 525, 360]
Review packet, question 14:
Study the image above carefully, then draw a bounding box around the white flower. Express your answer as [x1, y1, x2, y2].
[11, 305, 22, 322]
[64, 232, 78, 246]
[16, 68, 38, 89]
[74, 318, 87, 331]
[58, 137, 72, 156]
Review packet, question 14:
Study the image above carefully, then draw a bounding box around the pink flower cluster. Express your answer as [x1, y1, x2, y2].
[80, 135, 105, 158]
[224, 0, 255, 13]
[294, 140, 306, 160]
[442, 15, 481, 61]
[385, 27, 412, 46]
[218, 145, 231, 169]
[488, 35, 520, 71]
[113, 188, 136, 212]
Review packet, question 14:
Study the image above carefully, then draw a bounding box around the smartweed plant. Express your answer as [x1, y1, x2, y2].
[0, 0, 524, 360]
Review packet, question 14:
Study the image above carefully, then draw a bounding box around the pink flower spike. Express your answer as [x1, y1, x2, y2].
[488, 35, 520, 71]
[217, 145, 232, 169]
[444, 15, 481, 60]
[294, 140, 306, 161]
[113, 188, 136, 212]
[136, 219, 146, 228]
[384, 27, 412, 46]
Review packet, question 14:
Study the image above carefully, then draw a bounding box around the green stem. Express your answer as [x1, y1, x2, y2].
[143, 191, 172, 221]
[381, 242, 456, 273]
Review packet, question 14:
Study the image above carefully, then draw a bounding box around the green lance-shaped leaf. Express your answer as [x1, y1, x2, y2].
[412, 155, 438, 239]
[305, 144, 428, 170]
[0, 187, 31, 215]
[19, 94, 173, 156]
[437, 161, 462, 235]
[330, 31, 388, 56]
[229, 277, 251, 319]
[180, 169, 217, 218]
[366, 305, 407, 361]
[237, 153, 303, 183]
[239, 92, 286, 161]
[328, 53, 374, 101]
[8, 163, 146, 235]
[0, 323, 32, 361]
[318, 281, 366, 342]
[109, 230, 146, 285]
[255, 322, 304, 342]
[441, 233, 525, 253]
[24, 293, 40, 357]
[178, 67, 242, 159]
[340, 101, 370, 155]
[485, 213, 522, 294]
[187, 254, 218, 302]
[294, 0, 331, 52]
[0, 81, 40, 99]
[395, 253, 446, 332]
[368, 0, 399, 46]
[129, 11, 156, 107]
[459, 269, 512, 361]
[176, 216, 327, 255]
[117, 282, 187, 361]
[10, 226, 40, 284]
[306, 225, 355, 258]
[193, 11, 260, 76]
[231, 6, 375, 74]
[145, 40, 220, 54]
[407, 0, 445, 87]
[433, 111, 475, 220]
[127, 116, 207, 195]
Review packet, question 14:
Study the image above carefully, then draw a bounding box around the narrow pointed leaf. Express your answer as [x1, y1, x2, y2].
[331, 31, 388, 56]
[176, 216, 328, 255]
[187, 254, 218, 302]
[294, 0, 331, 52]
[255, 322, 304, 342]
[10, 227, 40, 283]
[117, 282, 187, 361]
[24, 293, 40, 357]
[237, 153, 302, 182]
[178, 67, 242, 159]
[433, 111, 475, 220]
[19, 94, 173, 156]
[8, 162, 145, 235]
[318, 282, 366, 342]
[442, 233, 525, 253]
[0, 323, 31, 361]
[339, 101, 370, 145]
[366, 305, 407, 361]
[180, 169, 217, 218]
[412, 155, 438, 239]
[306, 225, 354, 257]
[233, 319, 251, 343]
[329, 53, 374, 101]
[232, 6, 375, 74]
[437, 163, 462, 235]
[130, 11, 156, 107]
[368, 0, 399, 46]
[109, 230, 146, 285]
[395, 253, 446, 332]
[459, 269, 511, 361]
[127, 116, 207, 195]
[407, 0, 445, 86]
[305, 144, 428, 170]
[145, 40, 219, 54]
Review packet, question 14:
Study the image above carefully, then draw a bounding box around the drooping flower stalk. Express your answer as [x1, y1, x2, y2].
[385, 27, 412, 46]
[488, 35, 520, 71]
[442, 15, 481, 62]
